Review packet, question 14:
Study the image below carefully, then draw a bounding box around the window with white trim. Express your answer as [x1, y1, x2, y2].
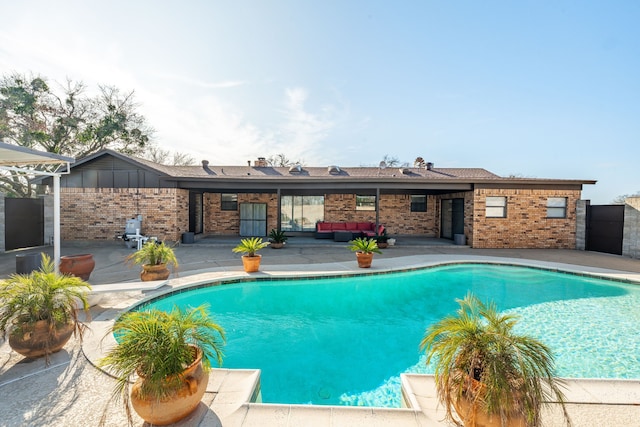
[547, 197, 567, 218]
[485, 196, 507, 218]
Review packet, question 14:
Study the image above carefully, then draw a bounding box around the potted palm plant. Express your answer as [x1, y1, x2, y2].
[375, 229, 389, 249]
[232, 237, 269, 272]
[126, 240, 178, 281]
[268, 229, 288, 249]
[420, 293, 571, 427]
[347, 237, 382, 268]
[0, 254, 91, 364]
[98, 305, 225, 426]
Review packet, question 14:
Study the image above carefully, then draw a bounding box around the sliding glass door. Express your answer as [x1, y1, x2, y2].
[281, 195, 324, 232]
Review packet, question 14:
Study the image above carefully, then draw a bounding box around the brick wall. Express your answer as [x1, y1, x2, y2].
[471, 187, 581, 249]
[324, 194, 376, 223]
[58, 186, 583, 249]
[321, 194, 438, 236]
[204, 192, 278, 235]
[61, 188, 189, 241]
[379, 194, 438, 236]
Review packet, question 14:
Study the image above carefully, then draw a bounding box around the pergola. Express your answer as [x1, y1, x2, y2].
[0, 141, 75, 272]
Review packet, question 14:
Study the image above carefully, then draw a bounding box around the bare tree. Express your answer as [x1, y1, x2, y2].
[612, 191, 640, 204]
[142, 145, 195, 166]
[266, 153, 304, 167]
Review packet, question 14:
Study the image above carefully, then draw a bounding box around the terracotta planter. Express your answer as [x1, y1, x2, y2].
[241, 255, 262, 272]
[131, 346, 209, 426]
[141, 263, 170, 281]
[9, 320, 75, 359]
[269, 243, 284, 249]
[355, 251, 374, 268]
[377, 242, 389, 249]
[453, 378, 527, 427]
[59, 254, 95, 280]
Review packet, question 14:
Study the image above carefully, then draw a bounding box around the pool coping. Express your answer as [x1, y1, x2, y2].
[81, 254, 640, 426]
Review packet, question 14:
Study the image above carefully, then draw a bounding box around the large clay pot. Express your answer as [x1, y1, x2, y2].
[241, 255, 262, 273]
[355, 252, 374, 268]
[453, 378, 527, 427]
[131, 346, 209, 426]
[9, 319, 75, 359]
[141, 263, 170, 281]
[59, 254, 95, 280]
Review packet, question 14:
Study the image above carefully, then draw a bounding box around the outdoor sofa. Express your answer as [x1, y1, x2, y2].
[315, 221, 385, 241]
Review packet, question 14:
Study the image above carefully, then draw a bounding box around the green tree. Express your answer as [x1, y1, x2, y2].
[0, 73, 153, 196]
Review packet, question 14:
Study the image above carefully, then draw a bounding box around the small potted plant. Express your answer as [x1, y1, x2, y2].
[347, 237, 382, 268]
[98, 305, 225, 426]
[375, 229, 389, 249]
[232, 237, 270, 272]
[268, 229, 288, 249]
[420, 293, 571, 427]
[126, 240, 178, 281]
[0, 254, 91, 364]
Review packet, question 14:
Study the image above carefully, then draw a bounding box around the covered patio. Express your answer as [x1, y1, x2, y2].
[0, 141, 75, 271]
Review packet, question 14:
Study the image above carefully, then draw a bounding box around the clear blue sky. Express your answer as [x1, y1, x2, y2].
[2, 1, 639, 203]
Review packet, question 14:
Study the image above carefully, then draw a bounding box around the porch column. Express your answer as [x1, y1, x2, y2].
[53, 173, 61, 274]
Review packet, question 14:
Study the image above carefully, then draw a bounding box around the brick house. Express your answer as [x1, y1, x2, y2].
[49, 150, 595, 249]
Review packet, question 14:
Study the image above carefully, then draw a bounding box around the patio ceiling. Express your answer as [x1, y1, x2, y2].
[0, 141, 76, 273]
[0, 141, 74, 166]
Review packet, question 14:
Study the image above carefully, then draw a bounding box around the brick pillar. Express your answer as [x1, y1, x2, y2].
[622, 197, 640, 259]
[575, 199, 589, 251]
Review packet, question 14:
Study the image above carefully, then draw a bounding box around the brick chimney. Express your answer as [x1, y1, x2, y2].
[255, 157, 268, 167]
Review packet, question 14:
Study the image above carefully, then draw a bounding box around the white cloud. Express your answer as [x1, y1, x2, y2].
[0, 11, 353, 167]
[272, 87, 346, 164]
[154, 73, 248, 90]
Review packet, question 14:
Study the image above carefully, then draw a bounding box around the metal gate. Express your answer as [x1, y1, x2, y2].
[5, 198, 44, 250]
[586, 205, 624, 255]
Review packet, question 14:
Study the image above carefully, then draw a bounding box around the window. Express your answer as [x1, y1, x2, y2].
[221, 193, 238, 211]
[410, 195, 427, 212]
[547, 197, 567, 218]
[356, 195, 376, 211]
[485, 196, 507, 218]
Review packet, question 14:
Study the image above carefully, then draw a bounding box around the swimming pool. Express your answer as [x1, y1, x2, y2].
[136, 263, 640, 407]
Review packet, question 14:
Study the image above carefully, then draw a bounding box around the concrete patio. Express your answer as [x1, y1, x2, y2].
[1, 237, 639, 426]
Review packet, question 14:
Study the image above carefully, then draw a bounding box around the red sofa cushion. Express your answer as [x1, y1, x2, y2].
[332, 223, 346, 230]
[317, 222, 332, 231]
[357, 222, 373, 231]
[345, 222, 359, 231]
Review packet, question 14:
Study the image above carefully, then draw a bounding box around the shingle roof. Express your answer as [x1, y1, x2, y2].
[69, 150, 596, 186]
[150, 164, 502, 180]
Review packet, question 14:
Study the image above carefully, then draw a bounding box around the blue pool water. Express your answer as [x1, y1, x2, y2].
[138, 263, 640, 407]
